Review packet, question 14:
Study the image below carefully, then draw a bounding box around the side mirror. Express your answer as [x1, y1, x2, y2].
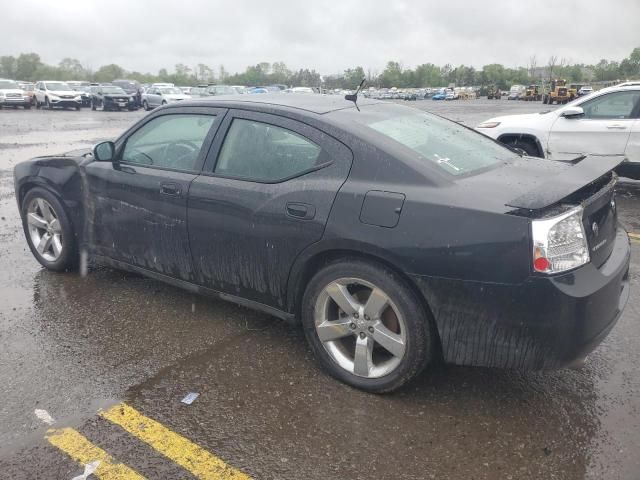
[561, 106, 584, 118]
[93, 141, 115, 162]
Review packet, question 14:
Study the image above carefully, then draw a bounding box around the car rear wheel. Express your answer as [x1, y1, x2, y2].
[143, 100, 150, 111]
[21, 188, 77, 272]
[302, 259, 433, 393]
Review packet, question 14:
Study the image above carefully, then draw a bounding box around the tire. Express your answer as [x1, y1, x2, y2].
[161, 100, 167, 106]
[24, 104, 31, 110]
[506, 138, 540, 157]
[91, 100, 96, 111]
[21, 187, 78, 272]
[75, 106, 80, 111]
[143, 100, 150, 111]
[301, 259, 433, 393]
[35, 98, 41, 109]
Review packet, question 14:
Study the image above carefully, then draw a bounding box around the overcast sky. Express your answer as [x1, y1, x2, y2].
[3, 0, 638, 75]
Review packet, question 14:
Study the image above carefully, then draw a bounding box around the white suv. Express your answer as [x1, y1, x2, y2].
[34, 81, 83, 110]
[476, 84, 640, 178]
[0, 78, 31, 109]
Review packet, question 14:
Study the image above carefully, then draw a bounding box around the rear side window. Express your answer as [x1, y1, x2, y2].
[215, 118, 323, 182]
[365, 111, 511, 176]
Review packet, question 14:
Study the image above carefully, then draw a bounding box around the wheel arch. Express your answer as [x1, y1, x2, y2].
[497, 133, 545, 158]
[287, 245, 443, 357]
[18, 175, 84, 245]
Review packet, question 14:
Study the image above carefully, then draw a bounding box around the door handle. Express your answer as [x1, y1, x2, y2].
[160, 182, 182, 196]
[286, 202, 316, 220]
[606, 124, 627, 129]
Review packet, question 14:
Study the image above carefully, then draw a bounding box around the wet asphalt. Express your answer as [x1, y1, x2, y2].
[0, 100, 638, 479]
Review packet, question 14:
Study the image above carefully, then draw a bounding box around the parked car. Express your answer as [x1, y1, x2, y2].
[13, 95, 630, 392]
[445, 89, 457, 100]
[17, 82, 36, 106]
[206, 85, 238, 96]
[0, 79, 31, 109]
[431, 88, 447, 100]
[578, 85, 594, 96]
[188, 86, 210, 97]
[33, 81, 82, 110]
[90, 85, 137, 111]
[508, 85, 525, 100]
[290, 87, 315, 94]
[476, 84, 640, 179]
[67, 81, 92, 107]
[112, 79, 142, 107]
[141, 86, 190, 110]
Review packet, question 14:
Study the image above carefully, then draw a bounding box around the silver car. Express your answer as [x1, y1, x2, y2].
[141, 86, 190, 110]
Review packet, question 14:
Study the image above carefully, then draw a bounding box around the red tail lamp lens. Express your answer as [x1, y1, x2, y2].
[534, 256, 551, 272]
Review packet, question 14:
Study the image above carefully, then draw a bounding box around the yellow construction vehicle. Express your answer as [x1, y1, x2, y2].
[523, 84, 542, 101]
[543, 79, 573, 105]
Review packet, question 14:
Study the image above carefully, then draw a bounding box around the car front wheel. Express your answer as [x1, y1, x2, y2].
[302, 259, 433, 393]
[21, 188, 77, 272]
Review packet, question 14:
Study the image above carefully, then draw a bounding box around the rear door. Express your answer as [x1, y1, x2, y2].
[85, 107, 224, 281]
[548, 90, 640, 160]
[146, 88, 160, 107]
[188, 109, 352, 309]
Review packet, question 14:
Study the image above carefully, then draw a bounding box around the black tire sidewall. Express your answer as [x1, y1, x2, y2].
[301, 259, 432, 393]
[21, 187, 78, 272]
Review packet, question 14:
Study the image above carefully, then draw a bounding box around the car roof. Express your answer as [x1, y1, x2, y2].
[172, 93, 382, 115]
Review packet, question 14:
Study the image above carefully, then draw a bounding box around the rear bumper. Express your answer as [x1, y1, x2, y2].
[410, 228, 631, 369]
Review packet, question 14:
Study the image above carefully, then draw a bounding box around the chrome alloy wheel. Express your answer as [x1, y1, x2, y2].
[314, 278, 407, 378]
[26, 198, 63, 262]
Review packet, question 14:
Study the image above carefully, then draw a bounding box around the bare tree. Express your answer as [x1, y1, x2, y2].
[547, 55, 558, 81]
[528, 54, 537, 80]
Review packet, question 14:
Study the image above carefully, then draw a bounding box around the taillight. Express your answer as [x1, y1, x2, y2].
[531, 206, 590, 274]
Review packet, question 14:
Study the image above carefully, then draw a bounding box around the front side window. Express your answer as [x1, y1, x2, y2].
[215, 119, 323, 182]
[121, 114, 216, 171]
[580, 91, 640, 119]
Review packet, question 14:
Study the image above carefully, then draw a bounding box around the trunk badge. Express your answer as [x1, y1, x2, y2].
[592, 222, 599, 237]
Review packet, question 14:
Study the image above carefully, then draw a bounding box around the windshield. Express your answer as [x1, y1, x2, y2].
[208, 85, 236, 95]
[160, 87, 182, 94]
[0, 80, 19, 89]
[102, 86, 127, 94]
[45, 82, 71, 91]
[341, 105, 516, 176]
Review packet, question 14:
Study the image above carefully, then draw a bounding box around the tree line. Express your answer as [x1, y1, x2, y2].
[1, 49, 638, 89]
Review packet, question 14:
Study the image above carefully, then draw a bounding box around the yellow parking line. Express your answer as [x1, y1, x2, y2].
[46, 427, 146, 480]
[101, 403, 251, 480]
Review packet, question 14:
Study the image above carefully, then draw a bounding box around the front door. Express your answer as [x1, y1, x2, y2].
[188, 110, 352, 309]
[85, 108, 223, 281]
[548, 90, 640, 160]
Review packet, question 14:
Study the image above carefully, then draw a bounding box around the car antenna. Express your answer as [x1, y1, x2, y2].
[345, 78, 366, 111]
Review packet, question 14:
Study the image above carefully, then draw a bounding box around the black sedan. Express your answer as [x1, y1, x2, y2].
[90, 85, 136, 111]
[13, 95, 630, 392]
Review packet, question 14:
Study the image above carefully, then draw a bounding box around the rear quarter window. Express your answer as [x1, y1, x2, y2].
[367, 112, 511, 176]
